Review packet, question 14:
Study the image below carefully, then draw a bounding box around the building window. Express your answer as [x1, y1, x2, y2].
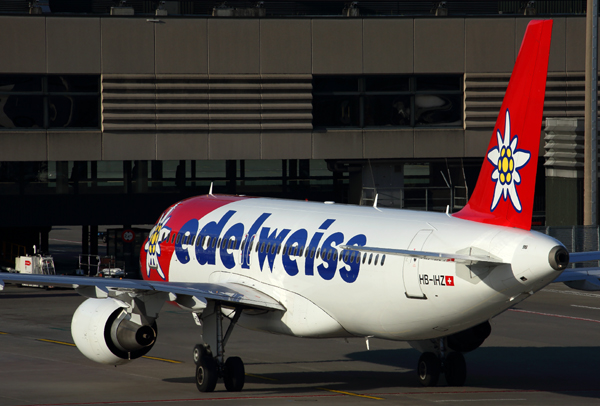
[0, 75, 100, 129]
[312, 75, 462, 128]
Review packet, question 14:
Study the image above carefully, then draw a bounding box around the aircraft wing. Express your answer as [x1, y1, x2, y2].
[0, 273, 285, 311]
[339, 245, 505, 267]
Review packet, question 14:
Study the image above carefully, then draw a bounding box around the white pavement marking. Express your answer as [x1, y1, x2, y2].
[542, 288, 600, 298]
[509, 308, 600, 323]
[572, 304, 600, 310]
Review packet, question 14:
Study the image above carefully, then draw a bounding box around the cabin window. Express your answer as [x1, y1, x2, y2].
[333, 251, 338, 261]
[310, 247, 315, 258]
[271, 244, 276, 255]
[374, 254, 379, 265]
[298, 246, 304, 256]
[171, 233, 177, 243]
[176, 234, 182, 244]
[343, 251, 349, 262]
[293, 246, 298, 256]
[248, 240, 254, 252]
[240, 239, 246, 251]
[363, 253, 367, 264]
[260, 242, 265, 253]
[368, 253, 373, 265]
[326, 250, 332, 260]
[211, 238, 217, 248]
[381, 254, 386, 266]
[277, 244, 282, 254]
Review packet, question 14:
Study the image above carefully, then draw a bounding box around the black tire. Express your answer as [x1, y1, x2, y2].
[417, 352, 440, 387]
[444, 352, 467, 386]
[196, 355, 218, 393]
[223, 356, 245, 392]
[193, 344, 209, 365]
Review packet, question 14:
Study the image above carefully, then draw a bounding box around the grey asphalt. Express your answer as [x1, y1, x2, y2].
[0, 283, 599, 406]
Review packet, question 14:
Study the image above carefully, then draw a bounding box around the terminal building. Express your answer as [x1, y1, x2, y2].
[0, 0, 593, 271]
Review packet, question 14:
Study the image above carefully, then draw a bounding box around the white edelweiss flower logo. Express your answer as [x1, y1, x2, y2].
[144, 204, 178, 279]
[487, 109, 530, 213]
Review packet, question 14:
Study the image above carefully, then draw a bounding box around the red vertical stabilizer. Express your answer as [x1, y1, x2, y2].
[453, 20, 553, 230]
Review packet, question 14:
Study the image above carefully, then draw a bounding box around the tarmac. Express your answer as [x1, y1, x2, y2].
[1, 282, 600, 406]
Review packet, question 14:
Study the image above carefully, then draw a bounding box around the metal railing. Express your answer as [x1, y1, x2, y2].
[360, 186, 467, 212]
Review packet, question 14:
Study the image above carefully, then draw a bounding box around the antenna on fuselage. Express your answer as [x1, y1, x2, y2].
[209, 182, 214, 197]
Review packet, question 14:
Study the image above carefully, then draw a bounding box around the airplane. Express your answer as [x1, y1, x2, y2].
[1, 19, 596, 392]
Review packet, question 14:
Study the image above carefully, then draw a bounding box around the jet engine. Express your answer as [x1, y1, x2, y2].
[71, 298, 157, 365]
[446, 321, 491, 353]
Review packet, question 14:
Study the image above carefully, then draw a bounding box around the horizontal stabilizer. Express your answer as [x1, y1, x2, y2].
[339, 245, 505, 267]
[569, 251, 600, 263]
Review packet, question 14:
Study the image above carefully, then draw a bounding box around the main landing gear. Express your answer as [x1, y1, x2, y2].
[417, 340, 467, 387]
[193, 303, 245, 392]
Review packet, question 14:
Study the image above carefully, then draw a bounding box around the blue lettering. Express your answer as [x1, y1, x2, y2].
[220, 223, 244, 270]
[282, 229, 308, 276]
[196, 210, 236, 265]
[339, 234, 367, 283]
[305, 219, 335, 276]
[241, 213, 271, 269]
[175, 219, 199, 264]
[258, 227, 291, 272]
[317, 232, 344, 280]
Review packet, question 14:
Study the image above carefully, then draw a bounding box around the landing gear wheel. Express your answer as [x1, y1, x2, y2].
[193, 344, 209, 365]
[223, 356, 245, 392]
[195, 355, 218, 392]
[418, 352, 441, 387]
[444, 352, 466, 386]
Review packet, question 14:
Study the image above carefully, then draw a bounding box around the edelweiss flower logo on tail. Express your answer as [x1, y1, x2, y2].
[144, 204, 178, 279]
[487, 109, 530, 212]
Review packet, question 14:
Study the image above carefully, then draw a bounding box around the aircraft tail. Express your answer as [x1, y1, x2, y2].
[453, 20, 553, 230]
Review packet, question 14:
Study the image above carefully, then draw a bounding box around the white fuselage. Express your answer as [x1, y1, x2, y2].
[159, 198, 562, 341]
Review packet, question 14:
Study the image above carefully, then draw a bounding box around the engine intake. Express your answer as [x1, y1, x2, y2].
[72, 298, 157, 365]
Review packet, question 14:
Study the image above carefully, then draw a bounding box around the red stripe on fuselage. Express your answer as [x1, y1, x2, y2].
[141, 194, 251, 282]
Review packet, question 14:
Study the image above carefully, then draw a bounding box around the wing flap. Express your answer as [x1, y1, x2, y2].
[339, 245, 506, 267]
[0, 274, 285, 311]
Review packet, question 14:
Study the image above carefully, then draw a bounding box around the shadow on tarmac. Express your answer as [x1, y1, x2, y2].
[165, 347, 600, 399]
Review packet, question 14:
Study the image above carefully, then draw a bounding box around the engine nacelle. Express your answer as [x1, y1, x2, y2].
[71, 298, 157, 365]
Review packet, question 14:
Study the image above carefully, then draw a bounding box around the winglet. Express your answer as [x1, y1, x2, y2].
[453, 20, 553, 230]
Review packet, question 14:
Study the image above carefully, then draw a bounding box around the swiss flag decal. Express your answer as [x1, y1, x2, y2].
[445, 276, 454, 286]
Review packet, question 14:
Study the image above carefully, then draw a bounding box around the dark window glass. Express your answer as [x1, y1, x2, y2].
[313, 95, 360, 127]
[313, 75, 462, 129]
[415, 75, 461, 91]
[381, 254, 386, 266]
[48, 75, 99, 93]
[365, 76, 409, 92]
[364, 95, 411, 126]
[0, 76, 42, 92]
[313, 76, 360, 92]
[48, 95, 99, 128]
[176, 234, 182, 244]
[0, 95, 44, 128]
[414, 94, 462, 126]
[260, 242, 265, 253]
